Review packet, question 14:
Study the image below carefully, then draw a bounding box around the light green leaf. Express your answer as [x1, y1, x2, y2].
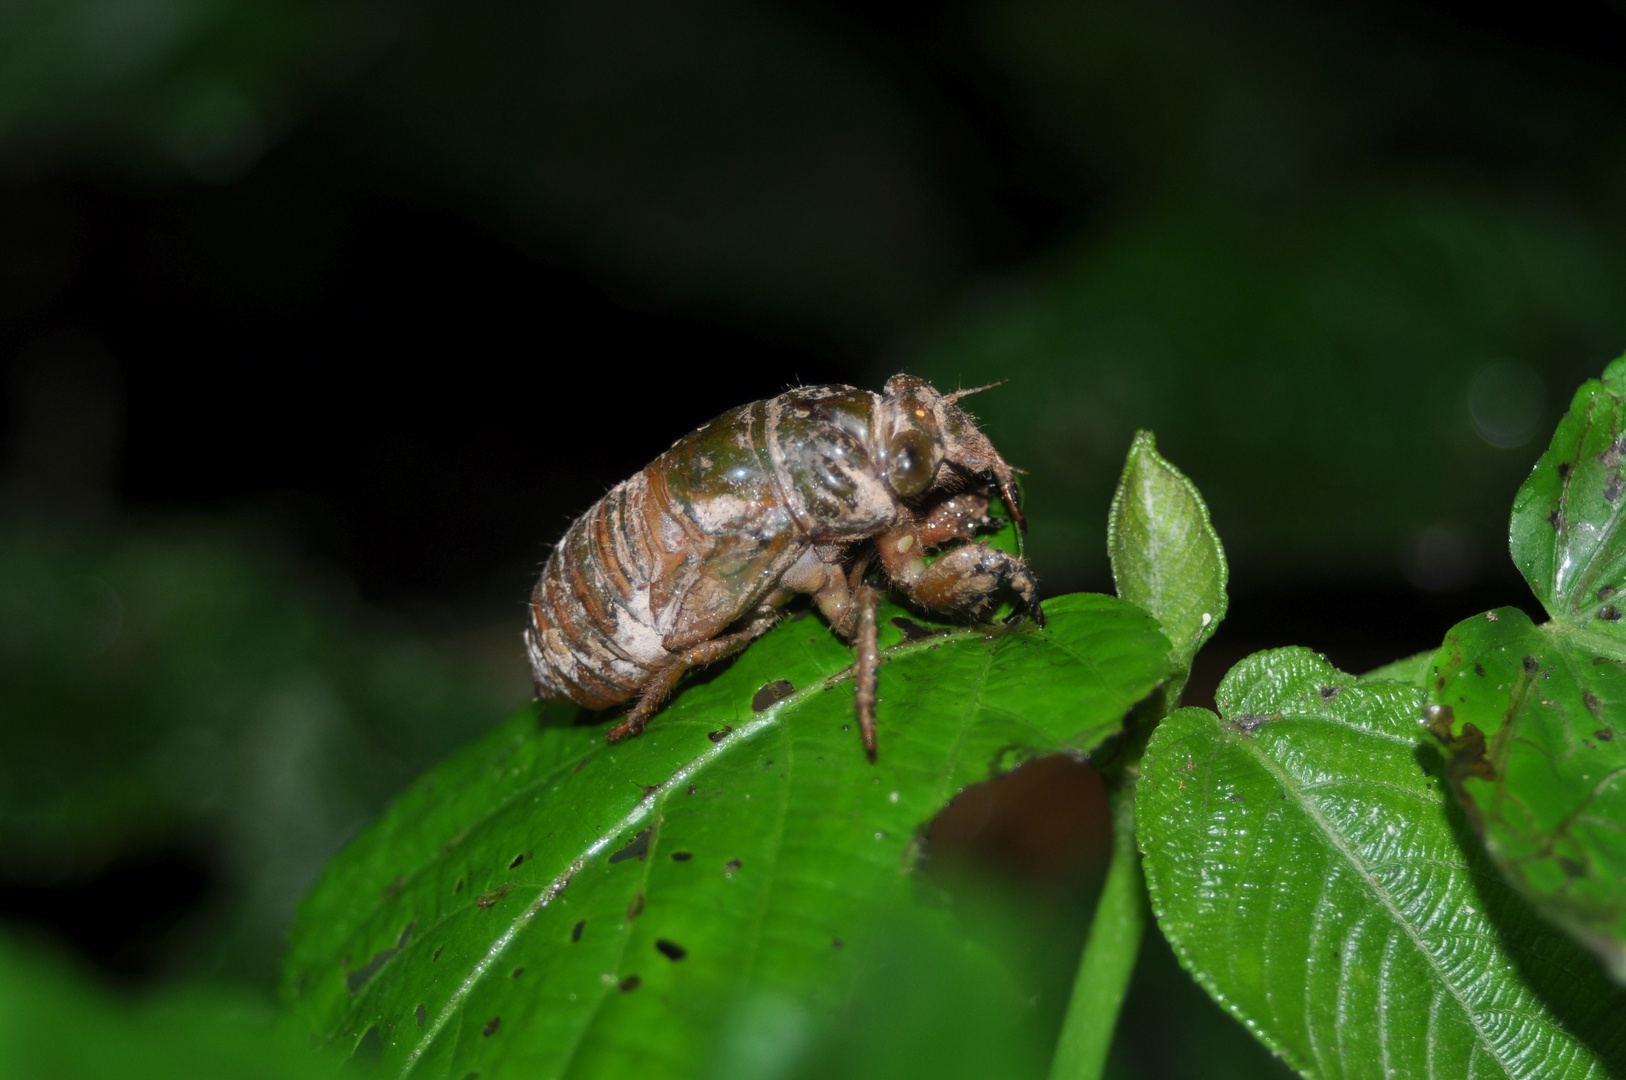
[1426, 609, 1626, 982]
[1108, 429, 1228, 695]
[1139, 647, 1626, 1079]
[281, 593, 1170, 1079]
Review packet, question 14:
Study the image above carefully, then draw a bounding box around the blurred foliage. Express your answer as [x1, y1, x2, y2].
[901, 0, 1626, 591]
[0, 0, 372, 180]
[6, 0, 1626, 590]
[4, 0, 1626, 1075]
[0, 932, 328, 1078]
[906, 193, 1626, 590]
[0, 513, 515, 985]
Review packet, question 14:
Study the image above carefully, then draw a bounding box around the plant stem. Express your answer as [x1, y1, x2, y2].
[1047, 771, 1148, 1080]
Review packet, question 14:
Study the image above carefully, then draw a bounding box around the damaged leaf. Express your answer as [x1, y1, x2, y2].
[1140, 647, 1626, 1078]
[279, 592, 1169, 1080]
[1426, 608, 1626, 982]
[1511, 352, 1626, 632]
[1423, 354, 1626, 983]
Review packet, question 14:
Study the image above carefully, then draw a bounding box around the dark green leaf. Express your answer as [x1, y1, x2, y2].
[281, 593, 1170, 1079]
[1139, 647, 1626, 1079]
[1108, 429, 1228, 691]
[0, 934, 322, 1079]
[1426, 608, 1626, 982]
[1511, 353, 1626, 631]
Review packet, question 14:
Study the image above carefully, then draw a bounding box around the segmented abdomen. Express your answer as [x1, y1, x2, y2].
[526, 403, 803, 709]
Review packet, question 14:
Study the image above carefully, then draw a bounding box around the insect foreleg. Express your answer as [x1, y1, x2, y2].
[605, 607, 779, 743]
[877, 522, 1044, 626]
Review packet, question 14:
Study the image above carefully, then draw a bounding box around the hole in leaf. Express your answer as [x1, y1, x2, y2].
[751, 679, 795, 711]
[618, 975, 641, 992]
[571, 920, 585, 942]
[671, 851, 692, 862]
[655, 939, 686, 960]
[508, 854, 524, 869]
[610, 829, 651, 864]
[923, 755, 1109, 886]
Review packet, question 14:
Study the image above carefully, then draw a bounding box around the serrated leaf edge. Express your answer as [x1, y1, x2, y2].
[1143, 693, 1537, 1080]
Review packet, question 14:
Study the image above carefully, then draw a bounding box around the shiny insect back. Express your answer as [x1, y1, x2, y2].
[526, 375, 1042, 759]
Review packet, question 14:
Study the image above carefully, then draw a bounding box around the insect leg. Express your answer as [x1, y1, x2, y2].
[877, 521, 1043, 626]
[853, 584, 880, 763]
[606, 608, 778, 742]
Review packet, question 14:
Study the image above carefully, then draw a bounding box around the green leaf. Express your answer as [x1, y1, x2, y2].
[1421, 355, 1626, 982]
[1511, 352, 1626, 631]
[1426, 608, 1626, 982]
[281, 593, 1170, 1079]
[1108, 429, 1228, 692]
[1139, 647, 1626, 1079]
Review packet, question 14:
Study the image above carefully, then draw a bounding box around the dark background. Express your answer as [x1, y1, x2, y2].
[1, 0, 1621, 1073]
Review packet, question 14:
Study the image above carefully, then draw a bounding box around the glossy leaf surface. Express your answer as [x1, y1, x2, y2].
[1511, 354, 1626, 632]
[1140, 647, 1626, 1079]
[1427, 609, 1626, 981]
[281, 593, 1169, 1079]
[1108, 429, 1227, 695]
[1423, 355, 1626, 981]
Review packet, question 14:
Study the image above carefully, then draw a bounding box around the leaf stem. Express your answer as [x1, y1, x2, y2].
[1047, 769, 1148, 1080]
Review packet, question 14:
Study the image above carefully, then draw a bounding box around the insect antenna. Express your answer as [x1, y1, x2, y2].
[942, 379, 1008, 403]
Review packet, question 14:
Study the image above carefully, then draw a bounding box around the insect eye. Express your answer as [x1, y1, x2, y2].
[887, 432, 936, 497]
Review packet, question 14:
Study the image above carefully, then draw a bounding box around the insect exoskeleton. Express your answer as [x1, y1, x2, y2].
[524, 374, 1042, 760]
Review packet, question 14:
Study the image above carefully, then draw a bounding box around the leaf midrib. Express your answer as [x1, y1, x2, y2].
[1228, 714, 1519, 1078]
[323, 621, 1006, 1024]
[387, 622, 1020, 1075]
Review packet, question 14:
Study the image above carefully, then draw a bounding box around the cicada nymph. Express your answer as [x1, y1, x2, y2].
[525, 374, 1041, 760]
